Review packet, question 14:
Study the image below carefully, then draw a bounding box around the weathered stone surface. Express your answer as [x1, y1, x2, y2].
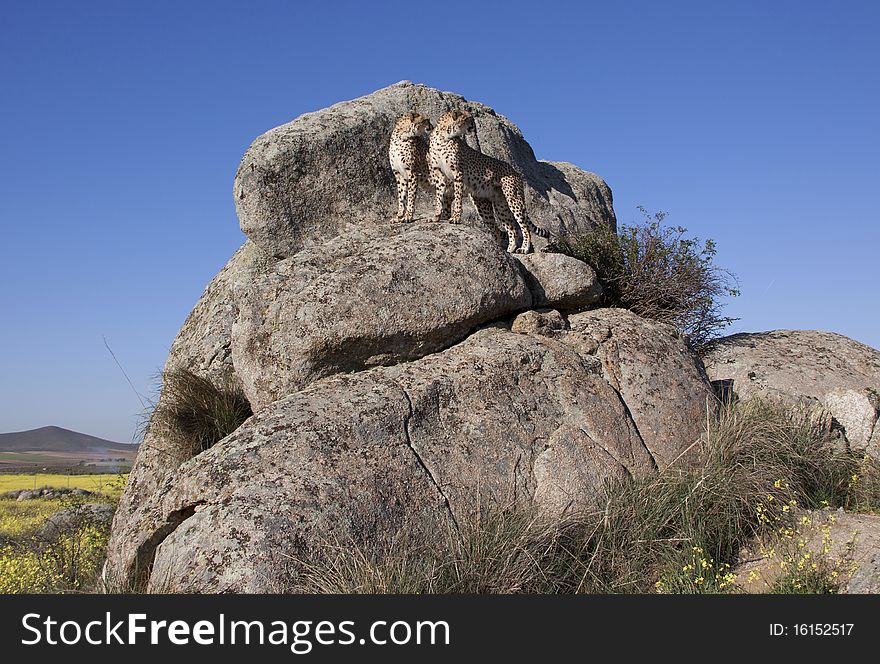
[113, 242, 270, 546]
[703, 330, 880, 456]
[163, 241, 272, 384]
[513, 252, 602, 312]
[734, 509, 880, 594]
[383, 329, 656, 518]
[561, 309, 716, 468]
[234, 81, 616, 258]
[230, 223, 532, 411]
[105, 315, 714, 592]
[511, 309, 568, 336]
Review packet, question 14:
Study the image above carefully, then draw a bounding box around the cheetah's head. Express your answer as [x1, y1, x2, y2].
[435, 109, 478, 142]
[394, 112, 433, 139]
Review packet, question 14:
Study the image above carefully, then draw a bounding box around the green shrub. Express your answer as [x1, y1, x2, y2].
[547, 208, 739, 348]
[146, 368, 252, 459]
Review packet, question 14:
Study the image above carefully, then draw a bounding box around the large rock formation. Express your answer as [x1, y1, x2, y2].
[231, 223, 604, 410]
[107, 82, 634, 591]
[106, 84, 880, 593]
[106, 313, 714, 592]
[234, 81, 616, 258]
[703, 330, 880, 458]
[231, 223, 531, 410]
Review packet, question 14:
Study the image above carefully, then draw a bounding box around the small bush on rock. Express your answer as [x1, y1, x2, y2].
[148, 369, 252, 458]
[547, 207, 739, 348]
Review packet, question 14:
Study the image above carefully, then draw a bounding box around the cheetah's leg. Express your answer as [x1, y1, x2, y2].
[404, 176, 418, 222]
[431, 169, 447, 222]
[501, 176, 532, 253]
[393, 171, 406, 222]
[442, 188, 453, 221]
[494, 196, 521, 253]
[450, 177, 464, 223]
[516, 219, 532, 254]
[472, 196, 504, 244]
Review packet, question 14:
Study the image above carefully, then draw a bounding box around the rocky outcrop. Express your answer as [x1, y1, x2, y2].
[513, 253, 602, 312]
[231, 223, 532, 410]
[108, 85, 880, 595]
[703, 330, 880, 458]
[562, 309, 715, 469]
[4, 487, 92, 501]
[112, 242, 273, 538]
[105, 315, 714, 593]
[230, 223, 606, 411]
[104, 84, 719, 593]
[234, 81, 616, 258]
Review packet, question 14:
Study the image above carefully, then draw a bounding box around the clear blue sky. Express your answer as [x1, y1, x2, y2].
[1, 1, 877, 442]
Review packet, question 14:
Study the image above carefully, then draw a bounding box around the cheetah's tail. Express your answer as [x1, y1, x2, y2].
[526, 218, 551, 238]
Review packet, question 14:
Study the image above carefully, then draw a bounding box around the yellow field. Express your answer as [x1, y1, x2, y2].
[0, 473, 127, 499]
[0, 499, 60, 537]
[0, 474, 126, 592]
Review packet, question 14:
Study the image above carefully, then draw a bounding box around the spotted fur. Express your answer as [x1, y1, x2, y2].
[388, 112, 436, 222]
[428, 109, 549, 253]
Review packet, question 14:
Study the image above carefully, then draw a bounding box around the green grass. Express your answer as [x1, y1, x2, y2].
[0, 452, 66, 463]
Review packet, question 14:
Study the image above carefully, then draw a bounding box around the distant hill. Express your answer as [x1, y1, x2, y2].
[0, 426, 137, 454]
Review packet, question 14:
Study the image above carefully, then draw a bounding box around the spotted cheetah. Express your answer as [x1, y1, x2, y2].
[428, 109, 550, 253]
[388, 112, 436, 222]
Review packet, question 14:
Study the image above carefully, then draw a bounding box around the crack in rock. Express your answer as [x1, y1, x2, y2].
[131, 500, 206, 591]
[396, 385, 461, 534]
[551, 327, 658, 472]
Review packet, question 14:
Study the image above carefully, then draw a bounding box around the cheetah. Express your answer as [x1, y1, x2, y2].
[388, 112, 436, 222]
[428, 109, 550, 253]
